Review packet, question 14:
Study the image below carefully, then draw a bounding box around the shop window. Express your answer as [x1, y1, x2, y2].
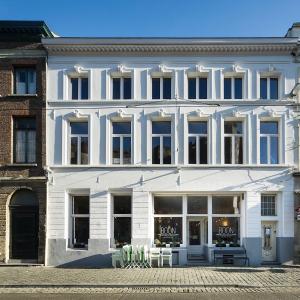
[212, 196, 240, 214]
[224, 121, 243, 164]
[261, 195, 276, 216]
[187, 196, 207, 214]
[154, 196, 182, 214]
[212, 217, 240, 246]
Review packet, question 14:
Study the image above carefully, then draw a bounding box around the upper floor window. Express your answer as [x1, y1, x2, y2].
[112, 77, 131, 99]
[112, 122, 132, 164]
[152, 77, 171, 100]
[152, 121, 171, 164]
[14, 117, 36, 163]
[70, 122, 88, 165]
[224, 121, 243, 164]
[260, 77, 278, 100]
[71, 77, 88, 100]
[188, 121, 208, 164]
[261, 195, 276, 216]
[71, 195, 89, 249]
[224, 77, 243, 99]
[14, 67, 36, 95]
[260, 121, 278, 164]
[188, 77, 208, 99]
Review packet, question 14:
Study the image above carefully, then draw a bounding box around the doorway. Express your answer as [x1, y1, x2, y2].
[9, 189, 39, 261]
[261, 221, 277, 262]
[187, 217, 207, 256]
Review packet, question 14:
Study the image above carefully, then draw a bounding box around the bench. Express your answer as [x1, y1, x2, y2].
[213, 248, 249, 266]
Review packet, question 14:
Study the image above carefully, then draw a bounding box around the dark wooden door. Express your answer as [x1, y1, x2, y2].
[11, 207, 38, 259]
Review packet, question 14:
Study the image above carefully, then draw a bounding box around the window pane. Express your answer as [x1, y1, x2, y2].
[154, 196, 182, 214]
[212, 217, 240, 245]
[260, 122, 278, 134]
[154, 217, 182, 247]
[188, 136, 196, 164]
[123, 137, 131, 164]
[71, 78, 78, 100]
[15, 69, 27, 94]
[270, 78, 278, 99]
[270, 136, 278, 164]
[152, 78, 160, 99]
[114, 196, 131, 214]
[188, 121, 207, 134]
[112, 137, 120, 164]
[234, 78, 243, 99]
[81, 137, 88, 164]
[123, 77, 131, 99]
[260, 136, 268, 164]
[15, 130, 26, 163]
[260, 78, 267, 99]
[199, 78, 208, 99]
[224, 121, 243, 134]
[27, 130, 36, 163]
[188, 78, 196, 99]
[199, 136, 208, 164]
[113, 78, 121, 99]
[261, 195, 276, 216]
[224, 136, 232, 164]
[235, 136, 243, 164]
[81, 78, 88, 99]
[74, 217, 89, 247]
[15, 117, 36, 130]
[163, 78, 171, 99]
[152, 136, 160, 164]
[70, 122, 88, 135]
[114, 217, 131, 248]
[189, 221, 201, 245]
[113, 122, 131, 134]
[212, 196, 238, 214]
[70, 137, 78, 164]
[163, 136, 171, 164]
[73, 196, 89, 214]
[28, 69, 36, 94]
[187, 196, 207, 214]
[224, 78, 231, 99]
[152, 121, 171, 134]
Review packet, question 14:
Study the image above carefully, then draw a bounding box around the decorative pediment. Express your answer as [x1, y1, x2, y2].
[259, 108, 282, 119]
[223, 64, 247, 76]
[151, 64, 174, 76]
[148, 109, 173, 120]
[260, 64, 281, 77]
[109, 64, 133, 76]
[188, 109, 210, 119]
[66, 65, 89, 77]
[64, 109, 89, 120]
[108, 109, 133, 121]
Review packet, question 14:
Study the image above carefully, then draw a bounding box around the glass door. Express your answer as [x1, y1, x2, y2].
[189, 221, 201, 245]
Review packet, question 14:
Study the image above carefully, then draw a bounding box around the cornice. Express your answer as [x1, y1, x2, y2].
[43, 43, 297, 56]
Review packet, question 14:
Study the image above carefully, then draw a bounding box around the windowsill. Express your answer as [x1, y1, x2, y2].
[7, 94, 38, 97]
[67, 247, 88, 252]
[6, 163, 37, 167]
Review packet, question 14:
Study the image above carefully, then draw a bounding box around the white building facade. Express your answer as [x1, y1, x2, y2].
[43, 28, 300, 267]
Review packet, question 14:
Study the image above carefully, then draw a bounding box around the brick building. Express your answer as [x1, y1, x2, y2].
[0, 21, 53, 263]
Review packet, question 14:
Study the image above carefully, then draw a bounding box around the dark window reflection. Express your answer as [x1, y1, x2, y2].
[188, 78, 196, 99]
[152, 78, 160, 99]
[123, 77, 131, 99]
[152, 136, 160, 164]
[163, 78, 171, 99]
[71, 78, 78, 100]
[154, 196, 182, 214]
[188, 136, 196, 164]
[113, 78, 121, 99]
[81, 78, 88, 99]
[114, 196, 131, 214]
[163, 136, 171, 164]
[260, 78, 267, 99]
[234, 78, 242, 99]
[152, 121, 171, 134]
[212, 217, 240, 245]
[270, 78, 278, 99]
[187, 196, 207, 214]
[224, 78, 231, 99]
[199, 78, 208, 99]
[114, 217, 131, 248]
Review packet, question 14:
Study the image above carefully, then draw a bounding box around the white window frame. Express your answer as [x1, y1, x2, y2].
[261, 194, 277, 216]
[188, 120, 208, 164]
[151, 120, 172, 164]
[187, 76, 208, 99]
[69, 77, 89, 100]
[111, 194, 132, 249]
[259, 77, 279, 100]
[111, 76, 132, 99]
[70, 195, 90, 249]
[224, 121, 244, 164]
[111, 121, 132, 164]
[224, 76, 244, 99]
[69, 121, 89, 165]
[259, 121, 279, 164]
[151, 76, 172, 100]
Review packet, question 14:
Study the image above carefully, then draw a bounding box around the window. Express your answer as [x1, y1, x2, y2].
[112, 77, 131, 99]
[260, 77, 278, 100]
[14, 117, 36, 163]
[152, 121, 172, 164]
[212, 196, 240, 246]
[224, 77, 243, 99]
[261, 195, 276, 216]
[152, 77, 171, 99]
[70, 77, 89, 100]
[14, 67, 36, 94]
[187, 196, 207, 214]
[188, 77, 208, 99]
[260, 121, 278, 164]
[71, 196, 89, 249]
[188, 121, 208, 164]
[112, 122, 132, 164]
[70, 122, 89, 165]
[224, 121, 243, 164]
[153, 196, 182, 247]
[113, 196, 132, 248]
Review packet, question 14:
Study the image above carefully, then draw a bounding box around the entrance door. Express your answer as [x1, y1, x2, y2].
[188, 218, 207, 255]
[9, 189, 39, 260]
[261, 222, 277, 262]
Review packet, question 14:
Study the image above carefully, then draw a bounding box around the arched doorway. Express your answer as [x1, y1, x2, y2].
[9, 189, 39, 260]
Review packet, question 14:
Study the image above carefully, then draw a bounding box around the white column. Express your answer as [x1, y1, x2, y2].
[208, 195, 212, 246]
[182, 195, 187, 247]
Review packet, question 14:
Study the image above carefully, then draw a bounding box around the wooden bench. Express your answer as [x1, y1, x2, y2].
[213, 248, 249, 266]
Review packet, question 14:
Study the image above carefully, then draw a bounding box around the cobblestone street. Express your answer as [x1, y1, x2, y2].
[0, 266, 299, 298]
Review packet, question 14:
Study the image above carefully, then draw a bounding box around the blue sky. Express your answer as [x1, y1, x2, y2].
[1, 0, 300, 37]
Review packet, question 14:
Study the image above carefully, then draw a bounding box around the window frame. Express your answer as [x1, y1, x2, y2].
[69, 121, 89, 165]
[187, 76, 208, 99]
[223, 76, 244, 100]
[14, 67, 37, 95]
[111, 121, 132, 165]
[70, 195, 90, 249]
[151, 77, 172, 100]
[259, 77, 279, 100]
[111, 76, 132, 100]
[69, 76, 89, 100]
[261, 194, 277, 216]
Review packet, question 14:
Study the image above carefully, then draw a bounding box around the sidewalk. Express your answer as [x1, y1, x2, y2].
[0, 266, 299, 289]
